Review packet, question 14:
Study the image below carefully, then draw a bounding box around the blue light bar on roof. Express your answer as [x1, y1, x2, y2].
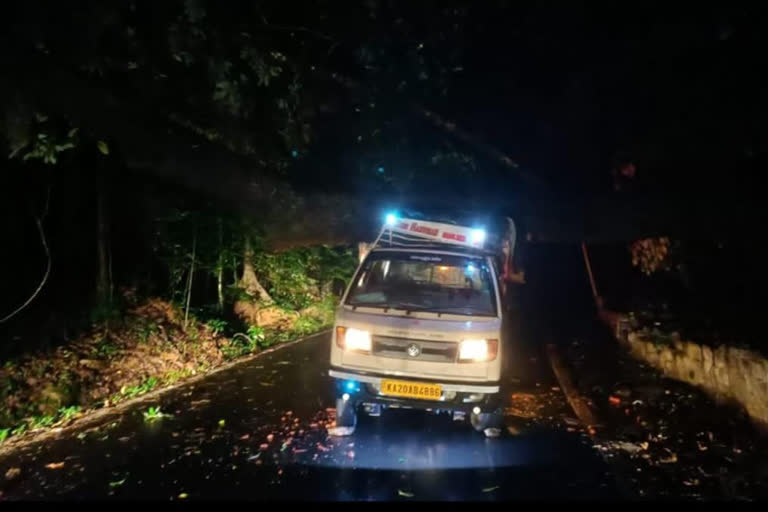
[471, 229, 486, 245]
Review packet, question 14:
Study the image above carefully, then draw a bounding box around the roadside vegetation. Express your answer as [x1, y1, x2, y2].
[0, 242, 354, 446]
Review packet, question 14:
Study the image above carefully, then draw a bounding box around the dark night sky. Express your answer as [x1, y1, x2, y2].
[443, 3, 766, 191]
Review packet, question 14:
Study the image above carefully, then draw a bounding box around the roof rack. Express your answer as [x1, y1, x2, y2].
[371, 217, 495, 253]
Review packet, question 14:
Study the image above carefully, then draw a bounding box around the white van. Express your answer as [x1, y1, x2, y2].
[329, 216, 508, 437]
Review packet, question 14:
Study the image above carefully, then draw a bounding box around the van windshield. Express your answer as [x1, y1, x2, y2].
[346, 251, 498, 317]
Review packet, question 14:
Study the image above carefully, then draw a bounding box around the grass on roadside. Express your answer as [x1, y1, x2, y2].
[143, 406, 166, 422]
[0, 297, 335, 446]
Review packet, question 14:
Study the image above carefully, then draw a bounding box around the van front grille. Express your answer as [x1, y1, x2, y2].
[371, 335, 457, 362]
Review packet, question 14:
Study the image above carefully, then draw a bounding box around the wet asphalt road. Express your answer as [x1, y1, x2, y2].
[0, 331, 621, 500]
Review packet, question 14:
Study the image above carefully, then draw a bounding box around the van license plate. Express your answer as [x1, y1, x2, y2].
[381, 380, 442, 400]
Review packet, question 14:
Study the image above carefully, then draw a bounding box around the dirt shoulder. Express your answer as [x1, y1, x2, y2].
[0, 329, 330, 458]
[0, 297, 331, 451]
[559, 324, 768, 500]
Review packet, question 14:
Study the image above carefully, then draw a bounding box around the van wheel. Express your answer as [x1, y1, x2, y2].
[470, 409, 503, 434]
[329, 397, 357, 436]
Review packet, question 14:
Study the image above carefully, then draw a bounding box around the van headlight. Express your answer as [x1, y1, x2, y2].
[458, 339, 499, 362]
[336, 326, 372, 353]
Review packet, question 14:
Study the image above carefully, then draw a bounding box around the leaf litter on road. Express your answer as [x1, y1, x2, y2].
[109, 478, 127, 488]
[659, 450, 678, 464]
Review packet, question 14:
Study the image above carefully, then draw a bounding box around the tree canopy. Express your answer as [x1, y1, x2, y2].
[2, 1, 766, 245]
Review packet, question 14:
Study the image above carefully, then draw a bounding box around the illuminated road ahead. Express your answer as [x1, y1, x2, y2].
[0, 332, 620, 500]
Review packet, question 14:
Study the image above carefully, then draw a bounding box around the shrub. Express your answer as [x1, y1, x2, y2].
[207, 318, 228, 336]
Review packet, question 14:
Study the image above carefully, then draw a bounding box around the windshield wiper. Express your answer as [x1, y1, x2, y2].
[392, 303, 488, 316]
[348, 303, 485, 316]
[387, 302, 429, 315]
[421, 306, 492, 316]
[347, 302, 424, 313]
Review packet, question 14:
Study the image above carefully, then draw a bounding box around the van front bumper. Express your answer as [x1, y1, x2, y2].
[329, 367, 501, 413]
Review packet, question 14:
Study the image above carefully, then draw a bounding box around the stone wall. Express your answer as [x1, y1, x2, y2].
[621, 331, 768, 426]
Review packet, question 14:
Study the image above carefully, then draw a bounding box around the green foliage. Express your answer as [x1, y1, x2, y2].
[220, 344, 240, 360]
[154, 210, 244, 304]
[21, 133, 75, 164]
[213, 77, 243, 116]
[0, 289, 339, 442]
[222, 331, 258, 360]
[93, 337, 119, 359]
[131, 317, 160, 344]
[163, 368, 195, 385]
[14, 122, 78, 165]
[295, 296, 336, 332]
[120, 377, 158, 399]
[314, 294, 338, 326]
[109, 478, 127, 488]
[153, 201, 353, 320]
[0, 428, 9, 444]
[30, 414, 56, 429]
[246, 325, 265, 343]
[267, 330, 294, 345]
[186, 321, 200, 340]
[5, 0, 482, 196]
[247, 49, 286, 85]
[143, 406, 164, 422]
[306, 246, 357, 291]
[255, 251, 314, 309]
[206, 318, 228, 336]
[58, 405, 81, 421]
[227, 285, 256, 303]
[221, 325, 269, 360]
[255, 246, 355, 310]
[292, 315, 323, 336]
[97, 140, 110, 155]
[0, 374, 17, 400]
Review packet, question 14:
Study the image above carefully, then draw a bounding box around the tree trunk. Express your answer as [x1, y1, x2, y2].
[184, 228, 197, 330]
[217, 218, 224, 312]
[239, 234, 273, 303]
[96, 187, 112, 307]
[107, 228, 114, 302]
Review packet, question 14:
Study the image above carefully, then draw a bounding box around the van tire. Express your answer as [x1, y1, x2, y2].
[470, 409, 503, 433]
[333, 397, 357, 433]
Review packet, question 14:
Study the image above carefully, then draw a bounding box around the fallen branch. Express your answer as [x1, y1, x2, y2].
[321, 68, 546, 189]
[546, 343, 599, 429]
[411, 104, 545, 189]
